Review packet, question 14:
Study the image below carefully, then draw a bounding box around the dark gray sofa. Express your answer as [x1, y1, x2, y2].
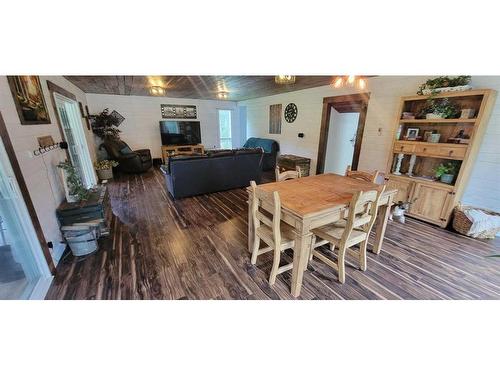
[160, 149, 263, 199]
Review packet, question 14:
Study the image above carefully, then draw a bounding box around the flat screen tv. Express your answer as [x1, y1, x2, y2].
[159, 121, 201, 146]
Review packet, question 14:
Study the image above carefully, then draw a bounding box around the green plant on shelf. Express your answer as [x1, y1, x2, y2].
[57, 160, 90, 202]
[417, 75, 471, 95]
[419, 98, 461, 119]
[433, 162, 459, 179]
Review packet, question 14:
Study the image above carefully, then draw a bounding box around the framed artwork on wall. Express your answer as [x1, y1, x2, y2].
[161, 104, 197, 119]
[269, 104, 282, 134]
[7, 76, 51, 125]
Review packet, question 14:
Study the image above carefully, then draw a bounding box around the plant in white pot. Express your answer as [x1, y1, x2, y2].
[57, 160, 90, 203]
[434, 162, 459, 184]
[424, 98, 461, 119]
[94, 159, 118, 180]
[417, 76, 471, 95]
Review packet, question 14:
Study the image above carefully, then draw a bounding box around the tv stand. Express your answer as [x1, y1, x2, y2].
[161, 144, 204, 164]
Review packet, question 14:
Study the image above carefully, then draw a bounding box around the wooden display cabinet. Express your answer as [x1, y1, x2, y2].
[385, 89, 496, 227]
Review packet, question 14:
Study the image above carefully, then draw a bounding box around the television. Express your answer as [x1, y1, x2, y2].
[159, 121, 201, 146]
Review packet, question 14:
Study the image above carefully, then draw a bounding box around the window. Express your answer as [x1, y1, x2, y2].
[218, 110, 232, 149]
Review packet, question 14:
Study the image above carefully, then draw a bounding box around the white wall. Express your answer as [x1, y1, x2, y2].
[0, 76, 96, 263]
[240, 76, 500, 212]
[324, 110, 359, 175]
[86, 94, 240, 159]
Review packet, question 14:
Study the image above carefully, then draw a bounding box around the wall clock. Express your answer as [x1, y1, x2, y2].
[284, 103, 298, 123]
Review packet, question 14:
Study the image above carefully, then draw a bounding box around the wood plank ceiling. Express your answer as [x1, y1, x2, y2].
[64, 76, 338, 101]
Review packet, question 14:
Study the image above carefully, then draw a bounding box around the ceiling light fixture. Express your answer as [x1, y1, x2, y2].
[332, 76, 367, 90]
[217, 91, 229, 100]
[149, 86, 165, 96]
[275, 75, 296, 85]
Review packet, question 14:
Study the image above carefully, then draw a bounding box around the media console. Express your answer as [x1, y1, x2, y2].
[161, 144, 205, 164]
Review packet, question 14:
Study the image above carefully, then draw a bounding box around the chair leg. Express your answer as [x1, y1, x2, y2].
[359, 240, 368, 271]
[269, 247, 281, 285]
[337, 245, 347, 284]
[250, 235, 260, 265]
[309, 235, 316, 261]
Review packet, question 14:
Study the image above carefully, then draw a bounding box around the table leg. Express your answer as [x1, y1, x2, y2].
[247, 195, 254, 253]
[290, 221, 311, 297]
[373, 201, 391, 255]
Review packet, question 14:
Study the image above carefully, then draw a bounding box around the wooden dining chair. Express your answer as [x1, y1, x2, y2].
[309, 186, 385, 283]
[345, 165, 380, 183]
[275, 166, 301, 182]
[249, 181, 296, 285]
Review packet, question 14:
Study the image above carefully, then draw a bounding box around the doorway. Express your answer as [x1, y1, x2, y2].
[316, 93, 370, 174]
[0, 113, 53, 299]
[53, 93, 96, 187]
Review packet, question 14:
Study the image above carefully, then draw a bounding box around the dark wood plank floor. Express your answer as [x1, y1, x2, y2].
[46, 168, 500, 300]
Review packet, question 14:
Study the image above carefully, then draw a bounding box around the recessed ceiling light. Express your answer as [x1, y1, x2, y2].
[149, 86, 165, 96]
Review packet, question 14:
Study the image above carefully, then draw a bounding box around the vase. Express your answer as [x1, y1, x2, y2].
[440, 174, 454, 184]
[97, 168, 114, 180]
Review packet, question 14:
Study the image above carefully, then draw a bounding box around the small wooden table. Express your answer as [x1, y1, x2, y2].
[247, 173, 397, 297]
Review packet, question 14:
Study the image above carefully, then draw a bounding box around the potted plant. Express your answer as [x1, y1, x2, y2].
[417, 76, 471, 95]
[422, 98, 460, 119]
[434, 162, 459, 184]
[91, 108, 122, 140]
[94, 159, 119, 180]
[57, 160, 90, 202]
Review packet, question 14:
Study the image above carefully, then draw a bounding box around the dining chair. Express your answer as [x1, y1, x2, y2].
[249, 180, 296, 285]
[345, 165, 380, 183]
[275, 166, 301, 182]
[309, 186, 385, 283]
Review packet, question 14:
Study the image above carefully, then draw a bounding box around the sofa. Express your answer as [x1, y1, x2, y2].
[243, 137, 279, 171]
[100, 139, 153, 173]
[160, 148, 263, 199]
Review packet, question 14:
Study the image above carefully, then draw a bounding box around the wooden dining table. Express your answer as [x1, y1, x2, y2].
[247, 173, 398, 297]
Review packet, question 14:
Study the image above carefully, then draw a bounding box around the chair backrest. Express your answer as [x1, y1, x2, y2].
[249, 181, 282, 246]
[275, 166, 301, 182]
[341, 186, 386, 245]
[345, 165, 380, 183]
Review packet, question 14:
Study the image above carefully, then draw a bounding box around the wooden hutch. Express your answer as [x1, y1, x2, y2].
[385, 89, 496, 227]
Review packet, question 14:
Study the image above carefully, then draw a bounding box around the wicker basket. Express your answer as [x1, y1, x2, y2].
[453, 204, 500, 239]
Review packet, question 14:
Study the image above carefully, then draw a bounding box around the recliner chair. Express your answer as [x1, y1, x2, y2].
[100, 139, 152, 173]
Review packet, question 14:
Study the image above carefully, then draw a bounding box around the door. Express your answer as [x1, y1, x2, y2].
[0, 138, 52, 299]
[409, 182, 453, 225]
[324, 109, 360, 174]
[54, 93, 96, 188]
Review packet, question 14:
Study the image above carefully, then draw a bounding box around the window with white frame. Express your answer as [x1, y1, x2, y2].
[218, 109, 232, 149]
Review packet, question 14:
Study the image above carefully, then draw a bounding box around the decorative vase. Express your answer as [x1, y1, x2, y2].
[440, 174, 454, 184]
[428, 133, 441, 143]
[97, 168, 114, 180]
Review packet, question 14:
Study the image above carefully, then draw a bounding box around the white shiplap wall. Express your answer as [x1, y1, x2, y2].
[86, 94, 240, 159]
[239, 76, 500, 212]
[0, 76, 96, 263]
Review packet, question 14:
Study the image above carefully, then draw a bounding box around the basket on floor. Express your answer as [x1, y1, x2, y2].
[453, 204, 500, 239]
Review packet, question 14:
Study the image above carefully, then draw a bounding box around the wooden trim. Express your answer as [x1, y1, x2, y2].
[46, 80, 77, 101]
[0, 112, 56, 274]
[316, 93, 370, 174]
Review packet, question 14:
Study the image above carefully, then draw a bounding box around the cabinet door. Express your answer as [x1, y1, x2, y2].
[409, 183, 453, 225]
[385, 177, 413, 204]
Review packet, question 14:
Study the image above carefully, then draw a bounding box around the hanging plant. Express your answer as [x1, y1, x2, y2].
[57, 160, 90, 202]
[90, 108, 122, 139]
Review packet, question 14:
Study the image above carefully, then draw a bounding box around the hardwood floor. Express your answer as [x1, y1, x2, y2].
[46, 168, 500, 300]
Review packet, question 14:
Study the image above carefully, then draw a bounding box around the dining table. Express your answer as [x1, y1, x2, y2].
[247, 173, 398, 297]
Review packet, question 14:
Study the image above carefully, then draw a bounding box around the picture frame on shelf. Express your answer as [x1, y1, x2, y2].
[405, 127, 419, 140]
